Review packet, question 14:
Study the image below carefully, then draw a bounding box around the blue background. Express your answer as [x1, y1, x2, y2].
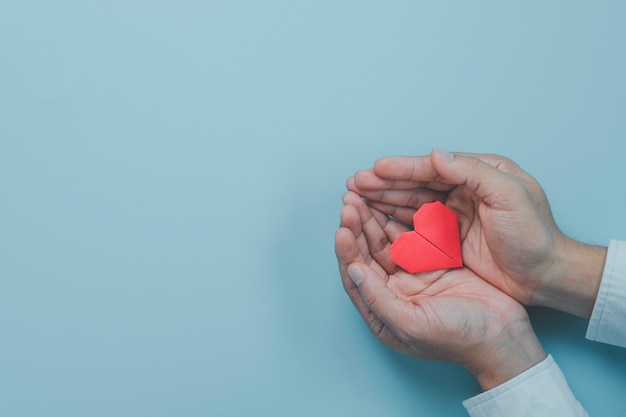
[2, 1, 626, 416]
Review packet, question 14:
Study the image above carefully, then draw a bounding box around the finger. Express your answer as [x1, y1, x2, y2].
[339, 202, 360, 234]
[366, 201, 416, 226]
[343, 192, 400, 274]
[435, 150, 537, 188]
[369, 153, 535, 194]
[353, 187, 446, 210]
[369, 206, 407, 243]
[337, 205, 367, 292]
[367, 152, 531, 187]
[335, 226, 365, 296]
[430, 150, 526, 207]
[336, 216, 394, 336]
[335, 228, 384, 342]
[344, 189, 416, 238]
[347, 263, 409, 337]
[455, 152, 535, 183]
[342, 262, 407, 351]
[373, 155, 437, 181]
[457, 153, 549, 214]
[339, 203, 370, 264]
[346, 171, 454, 194]
[341, 193, 391, 277]
[350, 171, 435, 191]
[371, 155, 457, 191]
[336, 207, 362, 267]
[336, 212, 385, 319]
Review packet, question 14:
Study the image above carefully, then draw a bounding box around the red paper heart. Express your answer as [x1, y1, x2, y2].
[390, 201, 462, 273]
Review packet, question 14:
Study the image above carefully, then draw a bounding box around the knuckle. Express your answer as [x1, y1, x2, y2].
[363, 290, 379, 309]
[466, 156, 482, 169]
[371, 320, 387, 340]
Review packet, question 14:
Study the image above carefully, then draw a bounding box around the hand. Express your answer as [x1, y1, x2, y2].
[335, 191, 546, 390]
[348, 150, 607, 318]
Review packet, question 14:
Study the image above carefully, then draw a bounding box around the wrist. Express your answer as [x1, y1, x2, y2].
[534, 237, 607, 318]
[466, 318, 546, 391]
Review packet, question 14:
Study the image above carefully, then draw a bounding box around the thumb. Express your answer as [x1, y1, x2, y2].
[347, 264, 405, 327]
[430, 149, 524, 205]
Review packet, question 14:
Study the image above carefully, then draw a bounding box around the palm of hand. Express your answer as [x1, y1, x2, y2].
[348, 153, 564, 307]
[337, 192, 527, 366]
[382, 267, 526, 364]
[444, 185, 557, 305]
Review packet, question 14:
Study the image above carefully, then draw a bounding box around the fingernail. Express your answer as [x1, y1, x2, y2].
[347, 264, 366, 285]
[433, 149, 454, 163]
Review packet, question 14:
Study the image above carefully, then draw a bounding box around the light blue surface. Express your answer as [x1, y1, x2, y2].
[2, 1, 626, 416]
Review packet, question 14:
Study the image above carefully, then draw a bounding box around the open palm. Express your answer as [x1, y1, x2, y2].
[335, 191, 536, 374]
[347, 153, 563, 306]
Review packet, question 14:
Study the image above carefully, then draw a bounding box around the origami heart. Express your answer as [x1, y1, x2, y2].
[390, 201, 463, 273]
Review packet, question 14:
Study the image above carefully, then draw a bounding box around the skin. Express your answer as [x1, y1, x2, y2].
[347, 150, 607, 318]
[336, 191, 546, 391]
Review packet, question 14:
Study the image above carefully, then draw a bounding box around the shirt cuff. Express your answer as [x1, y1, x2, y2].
[586, 239, 626, 348]
[463, 355, 588, 417]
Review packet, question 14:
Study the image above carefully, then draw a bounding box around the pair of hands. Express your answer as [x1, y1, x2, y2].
[335, 150, 606, 390]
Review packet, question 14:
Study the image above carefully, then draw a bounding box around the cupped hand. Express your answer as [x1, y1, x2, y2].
[335, 191, 545, 390]
[347, 150, 606, 318]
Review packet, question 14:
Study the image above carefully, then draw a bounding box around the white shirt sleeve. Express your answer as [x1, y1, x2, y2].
[586, 239, 626, 347]
[462, 355, 588, 417]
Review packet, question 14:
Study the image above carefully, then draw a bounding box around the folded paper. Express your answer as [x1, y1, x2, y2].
[390, 201, 463, 273]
